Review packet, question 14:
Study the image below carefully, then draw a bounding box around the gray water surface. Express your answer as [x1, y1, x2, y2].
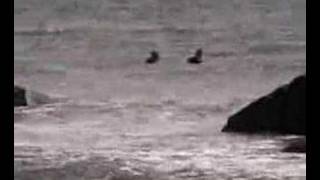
[14, 0, 306, 179]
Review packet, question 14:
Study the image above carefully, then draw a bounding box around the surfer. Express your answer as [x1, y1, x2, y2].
[187, 48, 203, 64]
[145, 50, 160, 64]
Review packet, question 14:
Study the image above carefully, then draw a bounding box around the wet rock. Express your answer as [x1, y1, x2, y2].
[14, 85, 53, 107]
[25, 89, 52, 106]
[222, 75, 305, 135]
[282, 137, 306, 153]
[14, 85, 27, 106]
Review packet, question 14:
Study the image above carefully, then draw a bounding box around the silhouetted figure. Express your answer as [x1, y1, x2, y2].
[145, 51, 160, 64]
[187, 48, 203, 64]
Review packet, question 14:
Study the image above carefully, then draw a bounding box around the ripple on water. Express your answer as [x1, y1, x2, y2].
[14, 101, 305, 180]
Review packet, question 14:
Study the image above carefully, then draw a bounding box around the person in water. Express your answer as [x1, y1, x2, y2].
[145, 51, 160, 64]
[187, 48, 203, 64]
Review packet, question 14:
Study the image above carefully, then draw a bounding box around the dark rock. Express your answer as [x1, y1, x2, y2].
[26, 89, 52, 106]
[14, 85, 53, 107]
[14, 85, 27, 106]
[222, 75, 305, 135]
[282, 137, 306, 153]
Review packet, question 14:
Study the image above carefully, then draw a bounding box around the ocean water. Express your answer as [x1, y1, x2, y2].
[14, 0, 306, 179]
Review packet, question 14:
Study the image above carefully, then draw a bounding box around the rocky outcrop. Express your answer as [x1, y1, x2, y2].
[222, 75, 306, 135]
[282, 137, 306, 153]
[14, 85, 53, 107]
[14, 85, 27, 106]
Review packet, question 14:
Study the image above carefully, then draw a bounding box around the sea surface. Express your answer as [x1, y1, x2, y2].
[14, 0, 306, 179]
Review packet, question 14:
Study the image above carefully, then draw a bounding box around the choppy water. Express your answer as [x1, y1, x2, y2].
[14, 101, 305, 180]
[14, 0, 305, 179]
